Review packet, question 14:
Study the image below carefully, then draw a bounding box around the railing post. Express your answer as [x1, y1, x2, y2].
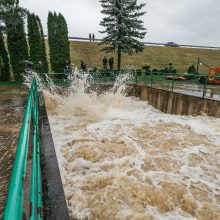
[135, 71, 138, 85]
[172, 73, 175, 91]
[150, 72, 153, 88]
[203, 78, 207, 98]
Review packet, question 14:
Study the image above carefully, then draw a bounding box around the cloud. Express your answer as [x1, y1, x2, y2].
[19, 0, 220, 46]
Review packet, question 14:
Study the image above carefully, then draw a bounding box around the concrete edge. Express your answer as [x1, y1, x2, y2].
[39, 92, 69, 220]
[134, 85, 220, 117]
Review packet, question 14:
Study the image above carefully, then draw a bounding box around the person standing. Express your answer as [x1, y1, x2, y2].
[80, 60, 87, 71]
[64, 60, 71, 74]
[89, 33, 91, 42]
[92, 33, 95, 42]
[103, 56, 107, 70]
[109, 57, 114, 70]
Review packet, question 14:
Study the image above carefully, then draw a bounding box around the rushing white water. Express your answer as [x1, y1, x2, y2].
[31, 70, 220, 220]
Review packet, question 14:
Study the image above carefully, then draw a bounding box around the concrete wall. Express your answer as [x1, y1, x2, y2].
[134, 85, 220, 117]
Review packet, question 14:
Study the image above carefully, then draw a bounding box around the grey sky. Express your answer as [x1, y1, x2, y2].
[20, 0, 220, 46]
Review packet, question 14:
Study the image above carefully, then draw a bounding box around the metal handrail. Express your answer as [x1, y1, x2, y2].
[3, 78, 42, 220]
[40, 71, 219, 100]
[39, 70, 209, 77]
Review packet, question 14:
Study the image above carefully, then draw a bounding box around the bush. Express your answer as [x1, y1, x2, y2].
[136, 69, 142, 76]
[152, 68, 158, 73]
[142, 65, 150, 71]
[188, 64, 196, 74]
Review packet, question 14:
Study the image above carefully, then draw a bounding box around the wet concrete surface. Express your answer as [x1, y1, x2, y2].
[0, 86, 27, 217]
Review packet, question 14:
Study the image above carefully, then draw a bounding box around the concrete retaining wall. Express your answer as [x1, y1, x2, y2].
[134, 85, 220, 117]
[39, 93, 69, 219]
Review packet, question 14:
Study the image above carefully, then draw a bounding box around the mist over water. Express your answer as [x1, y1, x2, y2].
[31, 70, 220, 220]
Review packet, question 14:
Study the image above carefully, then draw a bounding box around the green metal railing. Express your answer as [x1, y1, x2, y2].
[39, 70, 220, 99]
[3, 78, 42, 220]
[135, 72, 219, 99]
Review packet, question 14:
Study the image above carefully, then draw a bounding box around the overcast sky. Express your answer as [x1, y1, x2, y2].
[20, 0, 220, 46]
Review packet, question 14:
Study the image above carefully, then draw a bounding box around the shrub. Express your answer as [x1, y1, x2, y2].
[188, 64, 196, 74]
[142, 65, 150, 71]
[136, 69, 142, 76]
[152, 68, 158, 73]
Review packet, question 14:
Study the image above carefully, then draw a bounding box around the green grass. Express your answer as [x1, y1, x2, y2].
[69, 41, 220, 73]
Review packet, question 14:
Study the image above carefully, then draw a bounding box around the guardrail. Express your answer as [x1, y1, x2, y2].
[40, 70, 220, 100]
[3, 78, 42, 220]
[41, 35, 220, 50]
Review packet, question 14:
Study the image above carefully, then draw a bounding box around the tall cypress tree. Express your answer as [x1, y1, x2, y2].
[6, 13, 28, 81]
[99, 0, 146, 70]
[0, 30, 10, 80]
[57, 13, 70, 70]
[47, 11, 70, 75]
[2, 0, 28, 82]
[36, 15, 48, 73]
[27, 13, 48, 73]
[48, 12, 58, 72]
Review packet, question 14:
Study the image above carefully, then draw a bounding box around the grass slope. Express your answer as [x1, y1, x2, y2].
[69, 41, 220, 73]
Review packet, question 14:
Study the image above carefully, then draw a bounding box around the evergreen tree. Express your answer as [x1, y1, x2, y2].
[0, 30, 10, 80]
[99, 0, 146, 70]
[1, 0, 28, 81]
[36, 15, 48, 72]
[27, 13, 48, 73]
[0, 56, 4, 79]
[0, 0, 27, 31]
[58, 13, 70, 68]
[6, 13, 28, 81]
[48, 12, 59, 72]
[47, 11, 70, 75]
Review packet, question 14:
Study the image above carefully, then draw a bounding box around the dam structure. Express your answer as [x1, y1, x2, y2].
[1, 70, 220, 220]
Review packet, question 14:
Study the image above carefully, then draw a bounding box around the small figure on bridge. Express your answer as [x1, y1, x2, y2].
[109, 57, 114, 70]
[103, 57, 107, 70]
[92, 33, 95, 42]
[80, 60, 87, 71]
[89, 33, 92, 42]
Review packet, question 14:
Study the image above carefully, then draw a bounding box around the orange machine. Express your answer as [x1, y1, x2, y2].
[207, 66, 220, 84]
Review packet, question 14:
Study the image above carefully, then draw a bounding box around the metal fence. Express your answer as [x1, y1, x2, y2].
[3, 78, 42, 220]
[87, 70, 219, 100]
[134, 72, 220, 100]
[39, 70, 220, 100]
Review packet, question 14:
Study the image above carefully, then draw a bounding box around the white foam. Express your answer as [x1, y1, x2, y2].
[37, 69, 220, 220]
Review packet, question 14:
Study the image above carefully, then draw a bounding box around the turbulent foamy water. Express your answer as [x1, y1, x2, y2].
[39, 71, 220, 220]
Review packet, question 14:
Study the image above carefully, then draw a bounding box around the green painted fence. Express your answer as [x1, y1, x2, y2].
[3, 78, 42, 220]
[38, 70, 219, 99]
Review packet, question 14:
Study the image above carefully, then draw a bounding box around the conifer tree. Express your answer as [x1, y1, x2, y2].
[58, 13, 70, 68]
[0, 0, 27, 32]
[47, 11, 70, 75]
[6, 13, 28, 81]
[0, 56, 4, 79]
[1, 0, 28, 81]
[0, 30, 10, 80]
[99, 0, 146, 70]
[48, 12, 59, 72]
[36, 15, 48, 72]
[27, 13, 48, 73]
